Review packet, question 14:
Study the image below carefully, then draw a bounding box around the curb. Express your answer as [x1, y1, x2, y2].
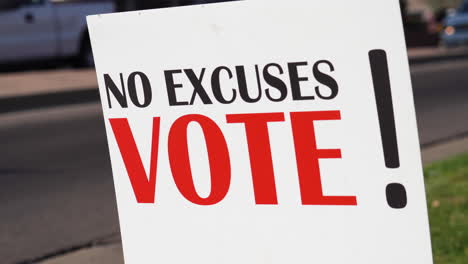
[408, 50, 468, 65]
[421, 133, 468, 165]
[39, 244, 124, 264]
[18, 233, 121, 264]
[0, 87, 99, 114]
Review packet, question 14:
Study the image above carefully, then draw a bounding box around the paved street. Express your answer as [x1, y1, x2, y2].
[0, 104, 120, 264]
[412, 59, 468, 145]
[1, 59, 468, 263]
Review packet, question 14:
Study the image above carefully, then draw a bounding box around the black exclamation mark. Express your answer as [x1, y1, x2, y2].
[369, 49, 407, 209]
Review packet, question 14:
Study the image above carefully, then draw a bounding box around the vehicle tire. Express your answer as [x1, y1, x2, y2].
[77, 35, 94, 68]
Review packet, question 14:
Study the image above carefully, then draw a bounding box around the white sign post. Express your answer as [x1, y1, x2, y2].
[88, 0, 433, 263]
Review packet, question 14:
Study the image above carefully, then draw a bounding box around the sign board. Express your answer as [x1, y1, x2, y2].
[87, 0, 433, 263]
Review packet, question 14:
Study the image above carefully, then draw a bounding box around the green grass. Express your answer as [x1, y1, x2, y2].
[424, 153, 468, 264]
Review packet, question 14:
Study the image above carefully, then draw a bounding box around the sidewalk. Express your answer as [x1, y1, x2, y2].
[0, 69, 99, 113]
[38, 234, 124, 264]
[1, 46, 468, 111]
[407, 46, 468, 64]
[0, 69, 96, 99]
[41, 244, 124, 264]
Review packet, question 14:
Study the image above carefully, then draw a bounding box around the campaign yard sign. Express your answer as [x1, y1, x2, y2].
[87, 0, 433, 263]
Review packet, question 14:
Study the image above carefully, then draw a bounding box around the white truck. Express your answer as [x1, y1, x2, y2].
[0, 0, 115, 67]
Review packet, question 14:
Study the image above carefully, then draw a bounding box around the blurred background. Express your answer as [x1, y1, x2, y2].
[0, 0, 467, 263]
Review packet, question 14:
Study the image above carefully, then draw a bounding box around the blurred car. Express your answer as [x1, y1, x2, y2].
[404, 10, 440, 47]
[0, 0, 115, 67]
[441, 0, 468, 47]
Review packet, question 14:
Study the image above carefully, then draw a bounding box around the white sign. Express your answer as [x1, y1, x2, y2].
[88, 0, 433, 263]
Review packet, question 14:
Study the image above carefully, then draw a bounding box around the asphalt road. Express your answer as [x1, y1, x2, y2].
[412, 59, 468, 145]
[1, 59, 468, 263]
[0, 104, 119, 264]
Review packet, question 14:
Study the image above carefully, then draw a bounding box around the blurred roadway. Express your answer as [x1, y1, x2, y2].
[412, 59, 468, 145]
[0, 104, 118, 264]
[1, 59, 468, 263]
